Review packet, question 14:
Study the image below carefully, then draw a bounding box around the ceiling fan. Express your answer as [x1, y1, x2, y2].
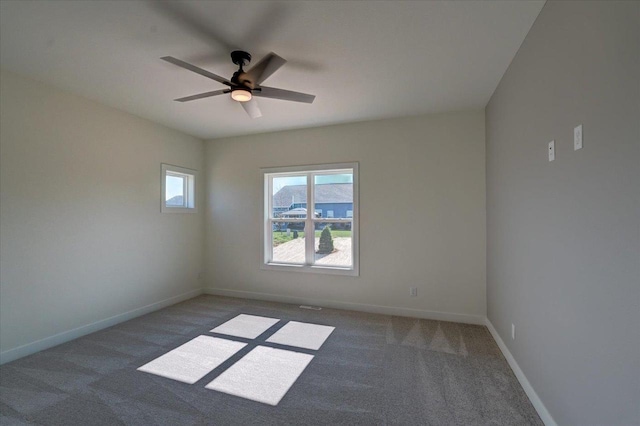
[162, 51, 315, 118]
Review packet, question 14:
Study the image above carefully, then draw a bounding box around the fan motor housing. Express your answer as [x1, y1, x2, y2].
[231, 71, 254, 89]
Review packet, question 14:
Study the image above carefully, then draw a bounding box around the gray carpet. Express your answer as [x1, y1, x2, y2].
[0, 295, 543, 425]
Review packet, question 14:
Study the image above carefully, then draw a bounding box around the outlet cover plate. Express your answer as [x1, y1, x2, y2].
[574, 124, 583, 150]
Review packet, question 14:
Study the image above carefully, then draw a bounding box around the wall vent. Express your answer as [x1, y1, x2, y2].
[299, 305, 322, 311]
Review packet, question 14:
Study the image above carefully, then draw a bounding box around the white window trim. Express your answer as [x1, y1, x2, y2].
[161, 163, 197, 213]
[261, 162, 359, 277]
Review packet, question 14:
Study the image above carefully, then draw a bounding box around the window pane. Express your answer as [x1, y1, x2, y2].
[272, 175, 307, 219]
[314, 173, 353, 219]
[313, 222, 352, 267]
[166, 174, 185, 206]
[161, 164, 196, 213]
[271, 224, 306, 264]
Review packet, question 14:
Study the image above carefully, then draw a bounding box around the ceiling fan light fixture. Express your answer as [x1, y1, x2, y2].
[231, 89, 252, 102]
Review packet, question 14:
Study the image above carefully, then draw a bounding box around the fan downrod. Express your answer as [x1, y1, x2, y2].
[230, 51, 251, 69]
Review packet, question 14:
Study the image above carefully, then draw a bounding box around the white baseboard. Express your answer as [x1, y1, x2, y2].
[485, 318, 557, 426]
[0, 288, 204, 365]
[204, 287, 486, 325]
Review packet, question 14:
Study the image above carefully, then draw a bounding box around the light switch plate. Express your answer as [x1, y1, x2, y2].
[574, 124, 583, 150]
[548, 140, 555, 162]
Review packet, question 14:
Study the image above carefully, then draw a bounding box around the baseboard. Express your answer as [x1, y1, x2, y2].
[0, 288, 204, 365]
[204, 287, 485, 325]
[485, 318, 557, 426]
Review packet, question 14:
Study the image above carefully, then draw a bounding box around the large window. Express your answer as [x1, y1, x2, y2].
[161, 164, 197, 213]
[263, 163, 358, 275]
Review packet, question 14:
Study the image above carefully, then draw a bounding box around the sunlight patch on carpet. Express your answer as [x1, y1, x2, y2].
[205, 346, 313, 406]
[266, 321, 335, 350]
[137, 336, 246, 384]
[210, 314, 280, 339]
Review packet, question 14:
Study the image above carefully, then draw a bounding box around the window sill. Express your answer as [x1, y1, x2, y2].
[161, 207, 198, 214]
[261, 262, 359, 277]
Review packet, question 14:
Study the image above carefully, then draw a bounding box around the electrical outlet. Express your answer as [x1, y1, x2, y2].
[409, 287, 418, 297]
[548, 140, 555, 162]
[574, 124, 583, 150]
[511, 324, 516, 340]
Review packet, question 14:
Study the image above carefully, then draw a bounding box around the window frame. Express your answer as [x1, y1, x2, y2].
[261, 162, 359, 276]
[161, 163, 197, 213]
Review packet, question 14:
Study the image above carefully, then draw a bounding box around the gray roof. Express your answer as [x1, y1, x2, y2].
[273, 183, 353, 207]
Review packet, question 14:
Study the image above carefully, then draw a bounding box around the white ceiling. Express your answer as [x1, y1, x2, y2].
[0, 0, 544, 140]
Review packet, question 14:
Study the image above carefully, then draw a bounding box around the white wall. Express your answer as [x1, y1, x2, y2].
[204, 111, 486, 323]
[486, 2, 640, 425]
[0, 70, 205, 362]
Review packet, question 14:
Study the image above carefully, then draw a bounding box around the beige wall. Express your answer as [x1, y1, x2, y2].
[486, 1, 640, 425]
[0, 70, 205, 361]
[204, 111, 486, 323]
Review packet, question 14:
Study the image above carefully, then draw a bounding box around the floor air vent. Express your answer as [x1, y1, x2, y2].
[299, 305, 322, 311]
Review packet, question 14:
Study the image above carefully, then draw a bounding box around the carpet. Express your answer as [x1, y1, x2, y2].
[0, 295, 543, 425]
[210, 314, 280, 339]
[265, 321, 335, 350]
[137, 336, 246, 384]
[206, 346, 314, 406]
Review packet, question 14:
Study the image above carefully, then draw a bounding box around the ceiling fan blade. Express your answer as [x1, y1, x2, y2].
[241, 99, 262, 118]
[150, 1, 239, 52]
[161, 56, 232, 86]
[245, 52, 286, 85]
[175, 89, 229, 102]
[254, 86, 315, 104]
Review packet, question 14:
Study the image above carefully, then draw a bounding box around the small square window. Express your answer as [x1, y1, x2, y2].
[161, 164, 196, 213]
